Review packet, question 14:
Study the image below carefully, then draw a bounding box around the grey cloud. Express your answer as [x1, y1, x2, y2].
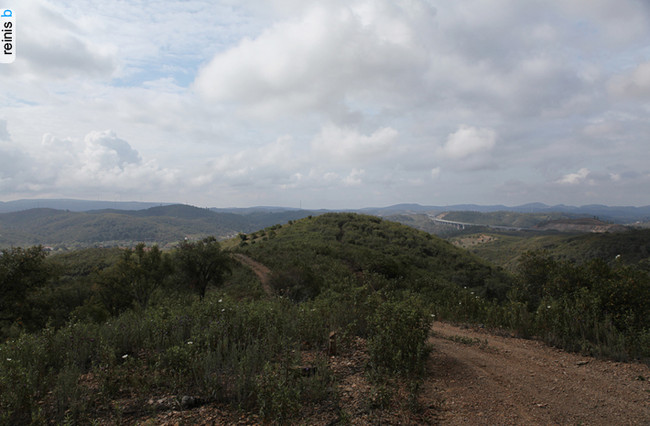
[0, 122, 29, 181]
[20, 36, 116, 78]
[0, 120, 10, 141]
[193, 0, 437, 120]
[84, 131, 142, 167]
[0, 146, 30, 180]
[608, 62, 650, 100]
[2, 0, 650, 208]
[2, 2, 117, 81]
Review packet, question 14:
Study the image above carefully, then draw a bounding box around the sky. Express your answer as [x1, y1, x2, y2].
[1, 0, 649, 209]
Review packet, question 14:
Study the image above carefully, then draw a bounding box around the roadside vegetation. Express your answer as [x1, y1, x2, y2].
[1, 213, 648, 424]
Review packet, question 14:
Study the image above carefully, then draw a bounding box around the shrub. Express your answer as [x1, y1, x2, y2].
[366, 296, 432, 378]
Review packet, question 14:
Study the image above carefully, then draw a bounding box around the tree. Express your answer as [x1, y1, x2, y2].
[98, 243, 173, 314]
[513, 250, 557, 311]
[129, 243, 173, 308]
[174, 236, 231, 298]
[0, 245, 52, 330]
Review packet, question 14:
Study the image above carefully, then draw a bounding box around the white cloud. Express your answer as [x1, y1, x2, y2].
[22, 130, 178, 197]
[311, 125, 398, 163]
[1, 1, 117, 82]
[81, 130, 142, 169]
[193, 1, 435, 119]
[343, 168, 365, 186]
[557, 168, 590, 185]
[442, 126, 497, 160]
[192, 135, 300, 188]
[1, 0, 650, 207]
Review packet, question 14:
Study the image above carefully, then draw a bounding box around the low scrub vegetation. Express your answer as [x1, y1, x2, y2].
[1, 212, 648, 423]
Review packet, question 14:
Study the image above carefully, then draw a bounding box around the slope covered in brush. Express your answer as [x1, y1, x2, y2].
[460, 228, 650, 271]
[236, 213, 511, 301]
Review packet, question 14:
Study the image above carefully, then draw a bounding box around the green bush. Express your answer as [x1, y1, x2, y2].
[255, 362, 300, 422]
[367, 296, 432, 378]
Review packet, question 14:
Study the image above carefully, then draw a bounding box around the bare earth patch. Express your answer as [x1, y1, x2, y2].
[427, 322, 650, 425]
[452, 234, 497, 249]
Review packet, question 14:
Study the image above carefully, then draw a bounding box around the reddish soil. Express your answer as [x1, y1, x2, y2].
[109, 321, 649, 425]
[427, 322, 650, 425]
[452, 234, 497, 249]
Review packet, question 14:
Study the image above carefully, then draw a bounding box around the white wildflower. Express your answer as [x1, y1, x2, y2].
[122, 354, 128, 359]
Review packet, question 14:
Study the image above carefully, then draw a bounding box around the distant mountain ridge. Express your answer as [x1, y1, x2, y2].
[1, 198, 649, 248]
[0, 204, 319, 249]
[0, 199, 172, 213]
[2, 199, 649, 222]
[364, 203, 650, 223]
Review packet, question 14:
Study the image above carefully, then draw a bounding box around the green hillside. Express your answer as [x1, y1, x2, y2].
[235, 213, 511, 301]
[0, 205, 319, 249]
[1, 212, 648, 424]
[461, 229, 650, 271]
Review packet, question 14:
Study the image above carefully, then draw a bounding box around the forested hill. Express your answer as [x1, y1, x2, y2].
[0, 204, 317, 249]
[234, 212, 511, 301]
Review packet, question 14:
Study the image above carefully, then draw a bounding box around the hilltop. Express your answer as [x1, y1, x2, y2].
[232, 212, 510, 301]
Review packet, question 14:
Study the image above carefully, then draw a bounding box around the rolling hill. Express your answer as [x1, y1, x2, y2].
[0, 204, 319, 249]
[234, 212, 511, 301]
[453, 228, 650, 271]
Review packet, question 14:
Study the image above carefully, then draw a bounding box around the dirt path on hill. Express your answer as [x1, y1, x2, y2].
[122, 319, 650, 425]
[425, 322, 650, 425]
[232, 253, 273, 296]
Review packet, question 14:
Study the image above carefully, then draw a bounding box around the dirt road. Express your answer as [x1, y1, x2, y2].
[426, 322, 650, 425]
[127, 318, 650, 425]
[232, 253, 273, 296]
[230, 254, 650, 424]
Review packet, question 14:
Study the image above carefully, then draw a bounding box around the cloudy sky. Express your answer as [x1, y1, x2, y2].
[1, 0, 649, 209]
